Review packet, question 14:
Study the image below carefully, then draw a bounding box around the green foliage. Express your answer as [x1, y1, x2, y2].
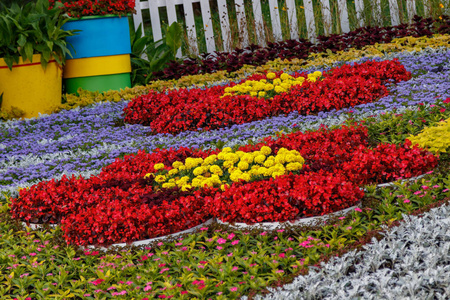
[130, 22, 183, 86]
[0, 0, 78, 70]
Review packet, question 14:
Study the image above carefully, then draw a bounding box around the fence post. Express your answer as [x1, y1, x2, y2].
[200, 0, 216, 54]
[285, 0, 299, 40]
[303, 0, 317, 42]
[183, 0, 199, 55]
[320, 0, 333, 36]
[388, 0, 400, 25]
[252, 0, 266, 46]
[406, 0, 417, 22]
[337, 0, 350, 32]
[217, 0, 232, 52]
[235, 0, 249, 48]
[268, 0, 283, 41]
[354, 0, 365, 27]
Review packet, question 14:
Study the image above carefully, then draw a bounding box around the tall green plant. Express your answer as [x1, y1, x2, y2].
[0, 0, 77, 70]
[130, 22, 183, 86]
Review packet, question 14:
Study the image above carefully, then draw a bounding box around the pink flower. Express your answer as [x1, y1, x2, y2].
[275, 270, 284, 273]
[231, 240, 239, 245]
[260, 231, 267, 236]
[157, 242, 164, 246]
[91, 279, 105, 286]
[232, 266, 238, 271]
[354, 207, 362, 212]
[404, 199, 411, 203]
[217, 238, 227, 244]
[227, 233, 235, 240]
[227, 252, 233, 257]
[29, 253, 37, 256]
[346, 226, 352, 230]
[216, 246, 223, 250]
[144, 286, 152, 291]
[230, 287, 238, 292]
[277, 229, 284, 233]
[200, 227, 208, 231]
[278, 253, 285, 258]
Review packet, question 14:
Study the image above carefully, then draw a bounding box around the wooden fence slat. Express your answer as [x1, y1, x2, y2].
[303, 0, 316, 42]
[388, 0, 400, 26]
[165, 0, 182, 57]
[354, 0, 365, 27]
[133, 0, 144, 33]
[372, 0, 383, 25]
[149, 1, 163, 41]
[285, 0, 299, 40]
[217, 0, 231, 52]
[268, 0, 282, 41]
[252, 0, 266, 46]
[406, 0, 417, 22]
[320, 0, 332, 36]
[337, 0, 350, 32]
[183, 0, 199, 55]
[200, 0, 216, 53]
[235, 0, 249, 47]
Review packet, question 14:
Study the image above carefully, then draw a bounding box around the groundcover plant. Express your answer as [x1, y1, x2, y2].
[0, 33, 450, 299]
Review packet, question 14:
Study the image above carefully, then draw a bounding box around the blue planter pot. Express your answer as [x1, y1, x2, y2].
[62, 15, 132, 94]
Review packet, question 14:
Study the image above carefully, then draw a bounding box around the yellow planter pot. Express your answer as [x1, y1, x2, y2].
[0, 54, 62, 118]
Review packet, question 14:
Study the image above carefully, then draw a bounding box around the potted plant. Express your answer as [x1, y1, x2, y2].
[0, 0, 77, 119]
[49, 0, 136, 94]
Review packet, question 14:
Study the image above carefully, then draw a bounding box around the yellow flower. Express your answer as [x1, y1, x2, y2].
[237, 161, 249, 170]
[154, 163, 165, 171]
[224, 87, 232, 93]
[225, 153, 240, 164]
[230, 170, 243, 182]
[258, 91, 266, 97]
[223, 160, 234, 169]
[210, 165, 223, 176]
[155, 175, 167, 183]
[272, 172, 283, 179]
[240, 172, 252, 182]
[254, 154, 266, 164]
[181, 184, 192, 191]
[250, 91, 258, 97]
[172, 161, 183, 169]
[257, 167, 268, 176]
[273, 78, 282, 86]
[274, 86, 286, 93]
[280, 73, 291, 81]
[192, 177, 202, 187]
[286, 162, 303, 171]
[260, 146, 272, 155]
[266, 72, 276, 79]
[264, 84, 274, 91]
[144, 173, 152, 179]
[162, 182, 176, 189]
[222, 147, 232, 153]
[220, 184, 229, 191]
[184, 157, 200, 169]
[168, 169, 179, 176]
[264, 160, 275, 168]
[313, 71, 322, 77]
[193, 166, 206, 176]
[203, 154, 217, 165]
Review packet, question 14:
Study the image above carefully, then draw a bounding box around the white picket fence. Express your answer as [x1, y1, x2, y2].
[132, 0, 444, 57]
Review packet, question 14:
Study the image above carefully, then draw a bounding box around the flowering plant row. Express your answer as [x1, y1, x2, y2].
[124, 59, 411, 134]
[10, 123, 437, 245]
[153, 15, 449, 80]
[48, 0, 136, 18]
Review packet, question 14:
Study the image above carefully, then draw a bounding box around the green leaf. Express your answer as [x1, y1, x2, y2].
[23, 42, 34, 62]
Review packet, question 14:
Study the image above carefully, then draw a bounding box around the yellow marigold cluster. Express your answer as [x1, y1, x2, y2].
[144, 146, 305, 191]
[221, 71, 322, 99]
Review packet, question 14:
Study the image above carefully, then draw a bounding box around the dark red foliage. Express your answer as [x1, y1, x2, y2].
[153, 15, 445, 80]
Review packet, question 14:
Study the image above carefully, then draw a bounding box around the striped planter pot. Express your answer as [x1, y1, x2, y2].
[62, 15, 132, 94]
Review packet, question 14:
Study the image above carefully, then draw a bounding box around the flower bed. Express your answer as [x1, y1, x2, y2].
[124, 59, 411, 134]
[1, 37, 450, 299]
[11, 124, 437, 245]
